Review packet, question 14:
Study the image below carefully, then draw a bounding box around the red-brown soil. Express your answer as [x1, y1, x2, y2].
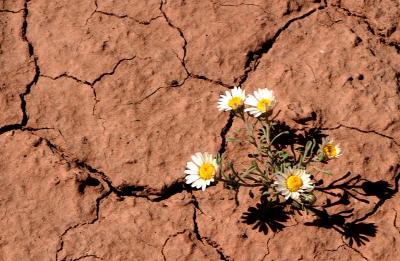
[1, 0, 400, 260]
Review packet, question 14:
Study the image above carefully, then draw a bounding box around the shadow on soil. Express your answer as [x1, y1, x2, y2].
[241, 121, 400, 247]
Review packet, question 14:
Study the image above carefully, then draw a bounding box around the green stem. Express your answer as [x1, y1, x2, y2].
[216, 177, 264, 187]
[270, 131, 289, 145]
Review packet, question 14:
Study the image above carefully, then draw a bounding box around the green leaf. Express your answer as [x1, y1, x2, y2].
[215, 153, 222, 164]
[226, 137, 242, 143]
[312, 166, 332, 176]
[270, 131, 289, 145]
[233, 127, 246, 134]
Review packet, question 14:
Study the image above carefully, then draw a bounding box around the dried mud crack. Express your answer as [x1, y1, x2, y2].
[322, 124, 400, 147]
[393, 209, 400, 236]
[38, 132, 229, 261]
[1, 0, 400, 260]
[334, 2, 400, 55]
[238, 2, 327, 85]
[42, 56, 137, 87]
[191, 204, 231, 261]
[72, 254, 103, 261]
[0, 8, 24, 13]
[160, 0, 234, 88]
[0, 0, 40, 134]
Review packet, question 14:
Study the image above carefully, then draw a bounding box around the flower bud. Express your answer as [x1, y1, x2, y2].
[300, 193, 317, 205]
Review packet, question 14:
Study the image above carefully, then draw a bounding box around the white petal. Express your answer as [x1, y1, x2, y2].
[254, 90, 262, 100]
[263, 89, 272, 98]
[235, 90, 245, 99]
[186, 162, 199, 172]
[266, 89, 274, 97]
[276, 186, 286, 192]
[231, 87, 239, 97]
[303, 184, 314, 191]
[244, 108, 254, 113]
[185, 175, 200, 184]
[244, 95, 258, 106]
[245, 108, 262, 117]
[217, 102, 225, 108]
[277, 176, 285, 182]
[291, 192, 300, 201]
[218, 96, 227, 102]
[197, 152, 206, 164]
[192, 179, 204, 189]
[218, 105, 232, 112]
[201, 183, 207, 191]
[217, 98, 229, 106]
[192, 154, 203, 166]
[184, 169, 198, 175]
[206, 153, 213, 162]
[224, 90, 232, 99]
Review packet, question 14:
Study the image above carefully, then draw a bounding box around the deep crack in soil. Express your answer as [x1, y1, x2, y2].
[1, 0, 400, 260]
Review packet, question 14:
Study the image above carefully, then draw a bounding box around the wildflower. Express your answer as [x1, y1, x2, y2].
[244, 88, 275, 117]
[185, 152, 218, 191]
[274, 167, 314, 201]
[320, 138, 342, 159]
[217, 86, 246, 111]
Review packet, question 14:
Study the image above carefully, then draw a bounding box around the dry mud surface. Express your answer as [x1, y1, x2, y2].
[1, 0, 400, 260]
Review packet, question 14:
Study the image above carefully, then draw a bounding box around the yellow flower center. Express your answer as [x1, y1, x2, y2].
[286, 175, 303, 192]
[227, 97, 243, 109]
[323, 144, 337, 158]
[257, 98, 271, 112]
[199, 163, 215, 180]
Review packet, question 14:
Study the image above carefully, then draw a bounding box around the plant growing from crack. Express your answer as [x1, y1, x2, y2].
[184, 86, 342, 210]
[183, 88, 397, 247]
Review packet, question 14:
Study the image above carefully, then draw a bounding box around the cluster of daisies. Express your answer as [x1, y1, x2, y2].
[217, 86, 275, 116]
[184, 87, 342, 203]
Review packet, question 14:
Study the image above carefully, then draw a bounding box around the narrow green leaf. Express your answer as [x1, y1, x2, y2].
[226, 137, 242, 143]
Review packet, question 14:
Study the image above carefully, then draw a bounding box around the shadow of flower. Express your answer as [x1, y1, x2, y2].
[343, 222, 377, 247]
[241, 202, 290, 235]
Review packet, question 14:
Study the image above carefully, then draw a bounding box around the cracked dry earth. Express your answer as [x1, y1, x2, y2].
[1, 0, 400, 260]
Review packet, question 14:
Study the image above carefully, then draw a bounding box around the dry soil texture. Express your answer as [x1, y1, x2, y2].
[1, 0, 400, 260]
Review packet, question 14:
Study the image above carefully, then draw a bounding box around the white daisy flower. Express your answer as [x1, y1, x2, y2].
[217, 86, 246, 111]
[244, 88, 276, 117]
[320, 138, 342, 159]
[185, 152, 219, 191]
[274, 168, 314, 201]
